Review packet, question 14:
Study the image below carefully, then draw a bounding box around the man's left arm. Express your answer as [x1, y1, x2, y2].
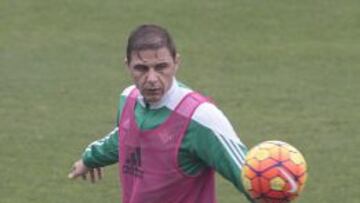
[187, 103, 255, 202]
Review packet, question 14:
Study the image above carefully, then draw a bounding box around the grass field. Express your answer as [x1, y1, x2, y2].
[1, 0, 359, 202]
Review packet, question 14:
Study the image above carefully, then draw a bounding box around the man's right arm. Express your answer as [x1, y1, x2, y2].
[68, 127, 119, 181]
[68, 87, 132, 181]
[81, 87, 132, 168]
[82, 127, 119, 168]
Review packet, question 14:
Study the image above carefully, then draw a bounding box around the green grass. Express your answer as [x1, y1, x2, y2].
[1, 0, 359, 202]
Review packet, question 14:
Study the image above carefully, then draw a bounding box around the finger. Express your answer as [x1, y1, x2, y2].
[68, 172, 75, 179]
[96, 168, 102, 180]
[82, 173, 87, 181]
[68, 166, 78, 179]
[89, 169, 95, 183]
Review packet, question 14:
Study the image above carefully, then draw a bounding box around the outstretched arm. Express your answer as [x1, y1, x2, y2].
[68, 127, 119, 182]
[186, 102, 255, 202]
[68, 91, 126, 183]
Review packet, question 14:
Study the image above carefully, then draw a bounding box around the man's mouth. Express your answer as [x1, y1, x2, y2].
[144, 88, 161, 94]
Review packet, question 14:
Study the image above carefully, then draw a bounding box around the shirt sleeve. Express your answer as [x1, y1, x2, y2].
[185, 102, 254, 202]
[82, 127, 119, 168]
[81, 93, 128, 168]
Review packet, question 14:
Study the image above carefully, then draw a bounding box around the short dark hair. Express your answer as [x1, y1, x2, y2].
[126, 24, 177, 63]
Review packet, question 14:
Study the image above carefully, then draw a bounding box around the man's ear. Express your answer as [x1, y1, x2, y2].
[124, 57, 131, 71]
[174, 53, 180, 72]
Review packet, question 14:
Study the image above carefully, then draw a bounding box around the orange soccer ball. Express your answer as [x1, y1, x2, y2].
[241, 141, 308, 203]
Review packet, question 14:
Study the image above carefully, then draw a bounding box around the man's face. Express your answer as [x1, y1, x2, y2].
[127, 47, 179, 104]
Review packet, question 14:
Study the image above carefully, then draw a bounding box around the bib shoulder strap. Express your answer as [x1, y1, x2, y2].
[118, 87, 139, 127]
[174, 92, 209, 119]
[128, 87, 140, 99]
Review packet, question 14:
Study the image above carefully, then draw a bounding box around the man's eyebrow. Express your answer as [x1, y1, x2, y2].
[155, 62, 171, 67]
[134, 63, 148, 66]
[133, 64, 149, 70]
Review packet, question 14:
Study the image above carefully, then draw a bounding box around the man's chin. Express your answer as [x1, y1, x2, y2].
[143, 95, 162, 104]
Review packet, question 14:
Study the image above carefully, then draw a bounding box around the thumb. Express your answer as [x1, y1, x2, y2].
[68, 159, 88, 180]
[68, 165, 80, 179]
[68, 171, 76, 179]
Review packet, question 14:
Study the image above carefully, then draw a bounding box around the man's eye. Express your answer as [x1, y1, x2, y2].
[155, 63, 169, 71]
[134, 65, 148, 72]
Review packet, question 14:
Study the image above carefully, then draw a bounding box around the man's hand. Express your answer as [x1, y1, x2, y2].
[68, 159, 103, 183]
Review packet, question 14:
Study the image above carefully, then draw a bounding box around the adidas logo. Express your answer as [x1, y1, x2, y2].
[123, 147, 144, 178]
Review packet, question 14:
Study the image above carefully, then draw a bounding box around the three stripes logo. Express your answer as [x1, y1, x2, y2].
[123, 147, 144, 178]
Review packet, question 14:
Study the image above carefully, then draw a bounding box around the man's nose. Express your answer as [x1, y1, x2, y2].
[146, 68, 158, 83]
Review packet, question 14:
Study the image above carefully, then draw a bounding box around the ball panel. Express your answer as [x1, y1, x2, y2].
[278, 146, 291, 161]
[246, 159, 261, 172]
[270, 177, 286, 191]
[289, 151, 305, 165]
[259, 176, 270, 193]
[243, 176, 252, 191]
[242, 165, 257, 179]
[297, 174, 308, 191]
[268, 146, 281, 161]
[267, 190, 287, 199]
[254, 148, 271, 161]
[251, 176, 262, 193]
[258, 158, 279, 172]
[246, 147, 261, 160]
[262, 167, 280, 179]
[282, 160, 306, 177]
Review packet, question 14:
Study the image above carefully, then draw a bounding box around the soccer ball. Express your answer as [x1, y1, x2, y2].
[241, 140, 307, 203]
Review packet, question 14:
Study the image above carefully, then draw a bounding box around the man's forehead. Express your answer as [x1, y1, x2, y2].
[130, 48, 173, 64]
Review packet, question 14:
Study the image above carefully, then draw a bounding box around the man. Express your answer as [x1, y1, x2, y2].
[68, 24, 254, 203]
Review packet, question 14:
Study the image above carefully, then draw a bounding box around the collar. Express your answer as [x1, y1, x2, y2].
[137, 78, 178, 109]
